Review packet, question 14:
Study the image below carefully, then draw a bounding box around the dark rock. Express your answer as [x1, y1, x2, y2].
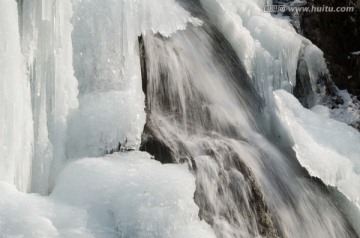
[139, 118, 176, 164]
[300, 0, 360, 97]
[294, 59, 315, 108]
[230, 152, 277, 238]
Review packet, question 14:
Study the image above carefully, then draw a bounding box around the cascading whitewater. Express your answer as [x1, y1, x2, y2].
[0, 0, 360, 237]
[139, 19, 357, 237]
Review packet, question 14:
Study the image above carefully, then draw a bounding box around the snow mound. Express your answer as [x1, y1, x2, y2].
[66, 90, 145, 158]
[274, 90, 360, 211]
[0, 151, 215, 238]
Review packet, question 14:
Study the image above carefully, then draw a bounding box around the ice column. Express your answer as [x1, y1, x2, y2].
[0, 0, 34, 192]
[19, 0, 79, 194]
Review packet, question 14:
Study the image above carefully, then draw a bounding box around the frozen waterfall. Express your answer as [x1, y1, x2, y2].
[0, 0, 359, 237]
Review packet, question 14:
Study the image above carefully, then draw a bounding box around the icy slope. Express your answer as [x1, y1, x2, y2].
[274, 89, 360, 211]
[0, 152, 216, 238]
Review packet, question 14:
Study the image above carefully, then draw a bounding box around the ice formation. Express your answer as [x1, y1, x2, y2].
[0, 0, 33, 192]
[0, 0, 214, 237]
[19, 0, 79, 194]
[0, 0, 359, 237]
[0, 152, 216, 238]
[274, 89, 360, 209]
[200, 0, 328, 107]
[66, 0, 201, 159]
[7, 0, 201, 194]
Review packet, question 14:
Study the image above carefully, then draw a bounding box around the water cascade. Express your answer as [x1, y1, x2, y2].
[139, 19, 356, 237]
[0, 0, 359, 237]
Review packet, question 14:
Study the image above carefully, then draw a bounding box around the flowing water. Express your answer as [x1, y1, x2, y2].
[139, 4, 357, 237]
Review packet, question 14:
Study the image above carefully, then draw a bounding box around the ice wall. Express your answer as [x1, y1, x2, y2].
[18, 0, 79, 194]
[0, 0, 33, 192]
[12, 0, 202, 193]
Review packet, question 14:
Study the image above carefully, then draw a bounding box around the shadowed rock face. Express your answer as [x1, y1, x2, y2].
[300, 0, 360, 97]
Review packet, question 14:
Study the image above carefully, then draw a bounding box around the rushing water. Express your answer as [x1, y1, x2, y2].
[0, 0, 359, 237]
[139, 15, 357, 237]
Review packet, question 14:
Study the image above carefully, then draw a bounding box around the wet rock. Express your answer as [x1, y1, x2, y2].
[139, 118, 176, 164]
